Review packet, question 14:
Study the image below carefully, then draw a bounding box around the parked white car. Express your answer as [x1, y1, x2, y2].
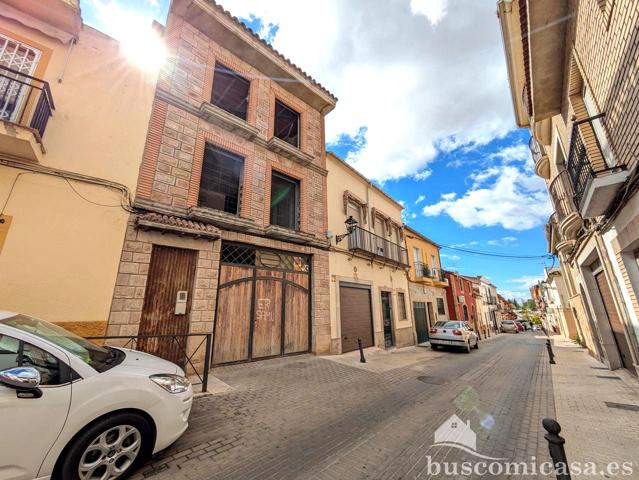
[0, 311, 193, 480]
[429, 320, 479, 352]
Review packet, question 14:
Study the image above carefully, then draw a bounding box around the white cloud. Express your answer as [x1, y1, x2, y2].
[441, 192, 457, 201]
[509, 275, 544, 288]
[486, 236, 517, 246]
[410, 0, 449, 25]
[441, 253, 461, 261]
[217, 0, 514, 182]
[488, 144, 530, 165]
[413, 170, 433, 181]
[497, 289, 530, 302]
[415, 194, 426, 205]
[422, 165, 551, 230]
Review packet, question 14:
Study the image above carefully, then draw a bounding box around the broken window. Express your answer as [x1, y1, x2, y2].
[270, 171, 300, 230]
[198, 144, 244, 214]
[211, 62, 250, 120]
[274, 100, 300, 147]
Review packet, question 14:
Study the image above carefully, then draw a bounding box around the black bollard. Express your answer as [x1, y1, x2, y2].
[542, 419, 571, 480]
[357, 337, 366, 363]
[546, 339, 556, 364]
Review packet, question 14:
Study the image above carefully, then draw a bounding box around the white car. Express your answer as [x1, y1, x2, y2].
[0, 311, 193, 480]
[429, 320, 479, 352]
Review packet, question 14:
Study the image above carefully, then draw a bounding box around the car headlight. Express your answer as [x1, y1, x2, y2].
[150, 374, 191, 394]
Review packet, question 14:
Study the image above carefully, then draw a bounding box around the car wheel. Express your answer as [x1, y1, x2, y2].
[431, 344, 438, 350]
[58, 412, 153, 480]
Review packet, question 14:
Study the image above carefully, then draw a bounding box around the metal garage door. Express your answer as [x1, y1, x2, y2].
[213, 243, 311, 365]
[339, 285, 374, 353]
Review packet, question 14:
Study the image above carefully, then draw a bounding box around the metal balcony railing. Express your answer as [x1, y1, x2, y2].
[529, 136, 546, 165]
[347, 226, 408, 265]
[414, 261, 430, 278]
[0, 65, 54, 138]
[548, 170, 577, 225]
[566, 114, 625, 209]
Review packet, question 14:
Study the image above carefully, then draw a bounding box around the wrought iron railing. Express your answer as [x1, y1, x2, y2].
[548, 170, 577, 225]
[529, 136, 546, 165]
[87, 333, 212, 393]
[347, 226, 408, 265]
[0, 64, 54, 138]
[414, 261, 430, 278]
[566, 114, 626, 209]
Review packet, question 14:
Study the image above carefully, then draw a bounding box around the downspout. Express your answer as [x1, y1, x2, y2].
[58, 37, 76, 84]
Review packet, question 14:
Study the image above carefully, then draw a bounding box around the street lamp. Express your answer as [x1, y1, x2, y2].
[335, 216, 358, 243]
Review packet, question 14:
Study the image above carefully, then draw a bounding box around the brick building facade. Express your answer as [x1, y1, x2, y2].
[499, 0, 639, 376]
[444, 271, 478, 332]
[106, 0, 336, 367]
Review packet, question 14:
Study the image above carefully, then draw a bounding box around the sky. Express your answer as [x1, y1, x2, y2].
[81, 0, 554, 301]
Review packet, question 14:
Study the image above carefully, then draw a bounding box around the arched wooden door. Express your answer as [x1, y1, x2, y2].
[213, 243, 310, 365]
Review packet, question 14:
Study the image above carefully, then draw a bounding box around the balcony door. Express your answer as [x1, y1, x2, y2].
[373, 216, 387, 257]
[0, 34, 41, 122]
[583, 85, 614, 168]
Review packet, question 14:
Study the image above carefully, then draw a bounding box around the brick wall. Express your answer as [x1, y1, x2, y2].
[565, 0, 639, 171]
[136, 14, 327, 240]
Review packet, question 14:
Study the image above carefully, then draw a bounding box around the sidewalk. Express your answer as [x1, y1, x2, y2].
[550, 335, 639, 474]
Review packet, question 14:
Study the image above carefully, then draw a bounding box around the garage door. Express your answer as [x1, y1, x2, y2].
[213, 243, 310, 365]
[339, 285, 373, 353]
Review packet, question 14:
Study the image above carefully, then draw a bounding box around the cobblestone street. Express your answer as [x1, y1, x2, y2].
[132, 333, 563, 480]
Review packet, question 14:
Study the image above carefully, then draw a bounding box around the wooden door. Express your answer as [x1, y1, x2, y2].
[339, 285, 373, 353]
[595, 271, 634, 371]
[214, 265, 253, 364]
[214, 244, 310, 365]
[413, 302, 429, 344]
[284, 272, 309, 354]
[138, 246, 197, 366]
[252, 270, 283, 359]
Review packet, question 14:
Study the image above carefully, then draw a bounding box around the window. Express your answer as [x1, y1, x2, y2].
[199, 144, 244, 214]
[211, 62, 250, 120]
[459, 279, 464, 292]
[274, 100, 300, 147]
[0, 33, 41, 121]
[0, 334, 63, 385]
[431, 254, 437, 268]
[397, 292, 407, 319]
[582, 84, 614, 167]
[437, 298, 445, 315]
[346, 200, 362, 224]
[270, 172, 300, 230]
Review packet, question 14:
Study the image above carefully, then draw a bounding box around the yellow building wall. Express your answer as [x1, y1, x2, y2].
[0, 16, 156, 333]
[326, 154, 414, 352]
[404, 233, 441, 282]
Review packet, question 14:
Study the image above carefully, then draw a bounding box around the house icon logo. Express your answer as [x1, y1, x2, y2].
[431, 415, 505, 460]
[434, 414, 476, 451]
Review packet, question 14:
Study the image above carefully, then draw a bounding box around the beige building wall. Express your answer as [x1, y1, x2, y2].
[327, 153, 414, 353]
[0, 10, 156, 335]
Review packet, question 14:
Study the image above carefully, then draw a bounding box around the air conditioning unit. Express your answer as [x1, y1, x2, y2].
[457, 295, 465, 303]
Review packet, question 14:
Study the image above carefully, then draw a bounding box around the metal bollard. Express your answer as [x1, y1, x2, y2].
[542, 418, 571, 480]
[357, 337, 366, 363]
[546, 339, 556, 364]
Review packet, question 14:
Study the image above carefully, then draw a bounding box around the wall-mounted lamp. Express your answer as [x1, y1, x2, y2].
[335, 216, 358, 244]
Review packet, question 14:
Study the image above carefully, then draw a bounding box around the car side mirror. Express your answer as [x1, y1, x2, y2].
[0, 367, 41, 392]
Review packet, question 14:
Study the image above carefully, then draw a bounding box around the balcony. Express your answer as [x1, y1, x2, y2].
[548, 170, 582, 242]
[0, 65, 54, 162]
[545, 213, 561, 255]
[566, 114, 629, 218]
[347, 226, 408, 266]
[413, 262, 448, 286]
[530, 136, 550, 179]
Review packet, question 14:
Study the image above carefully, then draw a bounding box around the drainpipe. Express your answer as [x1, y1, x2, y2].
[58, 38, 76, 84]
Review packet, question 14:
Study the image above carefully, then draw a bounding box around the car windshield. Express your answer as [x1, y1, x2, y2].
[434, 321, 461, 328]
[1, 314, 116, 372]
